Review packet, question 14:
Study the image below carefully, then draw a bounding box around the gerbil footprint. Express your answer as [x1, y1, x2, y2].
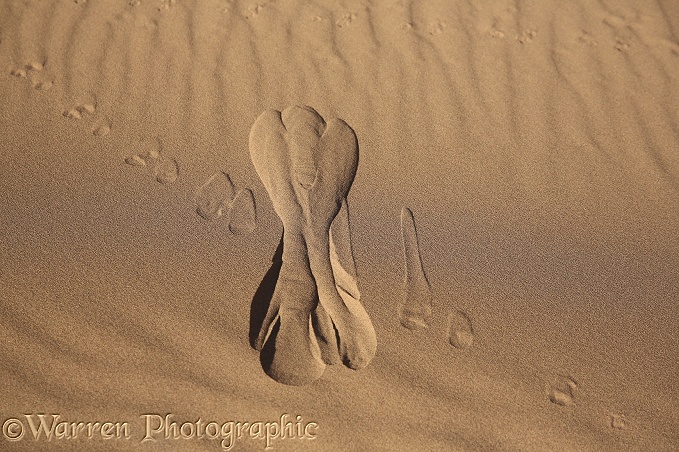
[153, 157, 179, 184]
[10, 68, 27, 78]
[124, 137, 178, 184]
[11, 61, 44, 78]
[31, 78, 53, 91]
[336, 12, 357, 28]
[609, 413, 627, 430]
[63, 103, 97, 120]
[125, 137, 162, 165]
[92, 118, 111, 137]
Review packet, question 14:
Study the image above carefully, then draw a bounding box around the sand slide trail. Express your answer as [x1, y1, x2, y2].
[249, 106, 377, 385]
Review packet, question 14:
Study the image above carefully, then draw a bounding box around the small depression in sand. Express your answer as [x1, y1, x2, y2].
[448, 309, 475, 349]
[229, 188, 257, 234]
[548, 375, 578, 407]
[124, 137, 178, 184]
[194, 171, 236, 221]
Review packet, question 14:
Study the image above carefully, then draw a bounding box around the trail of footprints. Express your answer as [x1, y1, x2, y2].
[10, 60, 53, 91]
[10, 55, 254, 233]
[10, 56, 255, 233]
[9, 60, 113, 137]
[61, 95, 113, 137]
[123, 138, 256, 233]
[399, 207, 626, 429]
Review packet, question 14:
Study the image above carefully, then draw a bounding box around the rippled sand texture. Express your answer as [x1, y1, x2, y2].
[1, 0, 679, 450]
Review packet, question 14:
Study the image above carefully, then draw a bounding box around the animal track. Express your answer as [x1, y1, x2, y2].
[614, 36, 631, 52]
[194, 171, 236, 221]
[428, 20, 447, 36]
[10, 68, 27, 78]
[447, 310, 474, 349]
[399, 207, 432, 330]
[547, 375, 578, 406]
[31, 78, 53, 91]
[229, 188, 257, 234]
[10, 62, 52, 90]
[336, 12, 357, 28]
[124, 137, 178, 184]
[63, 102, 97, 120]
[157, 0, 175, 11]
[517, 29, 537, 44]
[609, 413, 627, 430]
[153, 157, 179, 184]
[92, 118, 111, 137]
[245, 4, 264, 19]
[603, 13, 639, 52]
[490, 29, 505, 39]
[578, 32, 598, 47]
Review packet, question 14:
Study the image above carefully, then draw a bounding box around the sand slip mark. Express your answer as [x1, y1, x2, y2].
[399, 207, 432, 330]
[253, 199, 359, 369]
[195, 171, 236, 221]
[249, 106, 376, 384]
[250, 199, 360, 380]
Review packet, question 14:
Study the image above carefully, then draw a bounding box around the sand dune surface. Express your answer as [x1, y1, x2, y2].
[1, 0, 678, 450]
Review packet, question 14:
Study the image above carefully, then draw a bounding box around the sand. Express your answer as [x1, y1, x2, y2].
[1, 0, 678, 450]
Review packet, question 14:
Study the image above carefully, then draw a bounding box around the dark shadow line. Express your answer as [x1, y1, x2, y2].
[248, 234, 284, 349]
